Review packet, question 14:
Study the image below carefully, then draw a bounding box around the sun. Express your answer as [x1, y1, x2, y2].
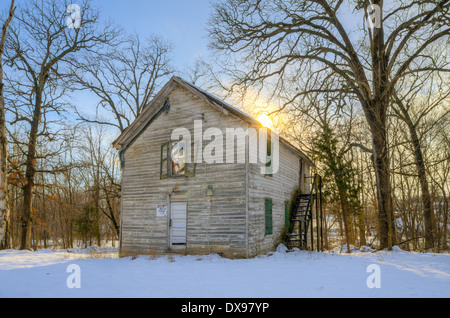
[257, 114, 273, 129]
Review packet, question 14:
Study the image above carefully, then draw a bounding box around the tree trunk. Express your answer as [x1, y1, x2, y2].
[336, 187, 354, 253]
[443, 193, 448, 251]
[0, 84, 9, 250]
[0, 0, 15, 250]
[104, 193, 120, 239]
[408, 122, 434, 250]
[0, 82, 8, 248]
[20, 89, 42, 250]
[358, 210, 367, 246]
[394, 95, 435, 250]
[366, 5, 396, 250]
[370, 119, 394, 250]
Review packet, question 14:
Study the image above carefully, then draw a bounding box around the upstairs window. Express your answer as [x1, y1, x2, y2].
[171, 141, 186, 176]
[161, 140, 196, 179]
[265, 129, 273, 177]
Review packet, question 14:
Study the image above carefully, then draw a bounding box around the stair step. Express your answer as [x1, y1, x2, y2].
[289, 238, 306, 242]
[291, 218, 308, 222]
[289, 233, 306, 237]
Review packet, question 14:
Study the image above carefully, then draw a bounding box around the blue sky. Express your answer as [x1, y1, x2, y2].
[92, 0, 213, 72]
[1, 0, 214, 140]
[7, 0, 213, 72]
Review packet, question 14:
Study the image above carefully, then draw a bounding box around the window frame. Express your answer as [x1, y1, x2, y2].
[169, 140, 187, 178]
[265, 198, 273, 235]
[160, 142, 170, 180]
[160, 140, 196, 179]
[265, 129, 273, 177]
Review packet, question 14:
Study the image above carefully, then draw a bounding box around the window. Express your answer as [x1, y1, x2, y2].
[160, 140, 196, 179]
[170, 141, 186, 176]
[161, 142, 169, 180]
[265, 129, 273, 177]
[265, 198, 273, 235]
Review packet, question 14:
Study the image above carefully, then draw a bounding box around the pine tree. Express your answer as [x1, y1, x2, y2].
[312, 124, 363, 252]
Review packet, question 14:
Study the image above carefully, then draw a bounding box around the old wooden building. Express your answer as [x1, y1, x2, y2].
[113, 76, 313, 258]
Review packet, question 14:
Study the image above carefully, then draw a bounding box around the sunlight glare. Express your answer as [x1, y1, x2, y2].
[257, 114, 273, 129]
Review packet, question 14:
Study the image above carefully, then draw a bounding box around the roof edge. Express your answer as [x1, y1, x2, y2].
[112, 76, 314, 166]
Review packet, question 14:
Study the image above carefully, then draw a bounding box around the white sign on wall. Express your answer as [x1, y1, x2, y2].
[156, 205, 167, 217]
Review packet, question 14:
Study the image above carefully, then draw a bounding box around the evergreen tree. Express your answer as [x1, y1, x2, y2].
[312, 124, 363, 252]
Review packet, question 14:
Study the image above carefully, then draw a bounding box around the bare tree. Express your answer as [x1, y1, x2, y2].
[279, 73, 365, 252]
[4, 0, 118, 250]
[426, 118, 449, 251]
[0, 0, 15, 249]
[208, 0, 450, 249]
[78, 126, 121, 240]
[391, 62, 449, 249]
[68, 34, 174, 133]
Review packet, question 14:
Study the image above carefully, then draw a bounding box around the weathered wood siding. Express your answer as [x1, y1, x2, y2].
[120, 86, 248, 258]
[119, 83, 309, 258]
[247, 136, 306, 257]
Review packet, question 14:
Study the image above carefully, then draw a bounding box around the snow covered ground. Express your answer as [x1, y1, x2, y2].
[0, 245, 449, 298]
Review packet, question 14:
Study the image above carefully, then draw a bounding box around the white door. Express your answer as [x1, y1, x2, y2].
[170, 200, 187, 247]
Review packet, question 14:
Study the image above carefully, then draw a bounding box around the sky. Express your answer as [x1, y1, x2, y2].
[87, 0, 214, 137]
[7, 0, 213, 72]
[92, 0, 213, 73]
[0, 0, 214, 144]
[1, 0, 380, 140]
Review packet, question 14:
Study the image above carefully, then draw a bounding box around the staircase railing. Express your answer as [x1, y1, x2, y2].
[286, 173, 324, 252]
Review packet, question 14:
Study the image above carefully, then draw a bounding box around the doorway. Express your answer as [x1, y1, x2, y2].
[169, 196, 187, 248]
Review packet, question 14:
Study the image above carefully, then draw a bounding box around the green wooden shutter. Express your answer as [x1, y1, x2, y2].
[265, 198, 273, 235]
[285, 201, 290, 231]
[160, 142, 169, 180]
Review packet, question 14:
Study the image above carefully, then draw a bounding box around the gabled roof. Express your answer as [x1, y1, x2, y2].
[112, 76, 313, 166]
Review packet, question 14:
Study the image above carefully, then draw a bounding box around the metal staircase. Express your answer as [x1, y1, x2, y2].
[286, 174, 324, 251]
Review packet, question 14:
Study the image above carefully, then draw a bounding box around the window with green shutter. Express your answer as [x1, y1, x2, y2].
[160, 140, 197, 179]
[265, 129, 273, 177]
[265, 198, 273, 235]
[285, 201, 290, 231]
[160, 142, 169, 180]
[170, 141, 186, 176]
